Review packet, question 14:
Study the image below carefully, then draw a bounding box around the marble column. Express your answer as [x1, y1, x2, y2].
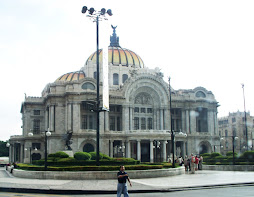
[160, 109, 164, 130]
[49, 105, 55, 132]
[109, 140, 113, 158]
[104, 111, 109, 132]
[137, 140, 141, 161]
[162, 140, 167, 162]
[126, 140, 131, 158]
[129, 107, 133, 130]
[73, 103, 80, 132]
[185, 110, 190, 133]
[67, 103, 72, 131]
[150, 140, 154, 163]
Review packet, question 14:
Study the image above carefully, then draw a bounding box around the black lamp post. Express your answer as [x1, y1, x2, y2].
[221, 135, 238, 165]
[82, 6, 112, 166]
[242, 84, 248, 151]
[44, 129, 51, 171]
[168, 77, 175, 168]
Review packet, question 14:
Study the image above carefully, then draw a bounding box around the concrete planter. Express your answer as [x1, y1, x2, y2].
[203, 165, 254, 171]
[8, 166, 185, 180]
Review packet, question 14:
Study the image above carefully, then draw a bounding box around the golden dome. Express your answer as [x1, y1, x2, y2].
[55, 71, 85, 82]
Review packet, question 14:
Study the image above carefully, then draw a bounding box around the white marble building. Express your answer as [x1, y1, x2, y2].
[9, 28, 220, 164]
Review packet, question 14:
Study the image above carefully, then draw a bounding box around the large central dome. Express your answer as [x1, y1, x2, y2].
[86, 26, 144, 68]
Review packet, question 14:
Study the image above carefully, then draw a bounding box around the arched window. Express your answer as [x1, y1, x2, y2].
[83, 143, 94, 152]
[82, 82, 95, 90]
[195, 91, 206, 98]
[113, 73, 119, 85]
[122, 74, 128, 83]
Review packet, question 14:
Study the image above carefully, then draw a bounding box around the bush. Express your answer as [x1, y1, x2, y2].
[54, 151, 69, 158]
[200, 153, 211, 157]
[101, 153, 113, 160]
[74, 152, 91, 161]
[57, 157, 77, 162]
[242, 151, 254, 162]
[211, 152, 222, 158]
[89, 152, 103, 160]
[226, 151, 238, 157]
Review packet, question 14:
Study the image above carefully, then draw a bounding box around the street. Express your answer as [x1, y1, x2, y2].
[1, 186, 254, 197]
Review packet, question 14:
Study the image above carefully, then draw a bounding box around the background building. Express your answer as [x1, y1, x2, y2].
[8, 28, 220, 163]
[218, 111, 254, 155]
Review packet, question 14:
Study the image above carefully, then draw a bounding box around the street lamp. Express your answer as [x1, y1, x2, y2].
[82, 6, 113, 166]
[241, 84, 248, 151]
[221, 136, 238, 165]
[44, 128, 51, 171]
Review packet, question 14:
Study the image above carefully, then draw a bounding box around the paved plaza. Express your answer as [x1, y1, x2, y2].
[0, 167, 254, 194]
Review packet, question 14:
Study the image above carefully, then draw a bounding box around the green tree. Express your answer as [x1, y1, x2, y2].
[0, 141, 9, 156]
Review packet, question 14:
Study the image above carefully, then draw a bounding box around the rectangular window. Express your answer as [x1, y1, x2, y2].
[141, 118, 146, 130]
[141, 108, 146, 113]
[232, 117, 236, 123]
[34, 110, 40, 115]
[32, 143, 41, 150]
[148, 118, 153, 130]
[33, 119, 40, 134]
[82, 115, 88, 129]
[117, 117, 121, 131]
[134, 117, 139, 130]
[110, 116, 115, 131]
[134, 107, 139, 113]
[89, 115, 93, 129]
[147, 108, 153, 113]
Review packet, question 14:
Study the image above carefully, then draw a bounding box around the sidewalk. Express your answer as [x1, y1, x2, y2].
[1, 168, 254, 194]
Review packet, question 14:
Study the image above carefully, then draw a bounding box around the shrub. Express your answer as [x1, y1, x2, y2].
[242, 151, 254, 162]
[57, 157, 77, 162]
[200, 153, 211, 157]
[211, 152, 222, 158]
[74, 152, 91, 161]
[89, 152, 103, 160]
[226, 151, 238, 157]
[54, 151, 69, 158]
[101, 153, 113, 160]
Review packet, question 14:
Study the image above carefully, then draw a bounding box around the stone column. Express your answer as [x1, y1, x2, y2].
[150, 140, 154, 163]
[45, 108, 49, 131]
[182, 141, 186, 157]
[104, 111, 109, 132]
[181, 109, 186, 132]
[137, 140, 141, 161]
[122, 106, 129, 132]
[73, 103, 80, 132]
[160, 109, 164, 130]
[129, 107, 133, 130]
[49, 105, 55, 132]
[185, 110, 190, 133]
[109, 140, 113, 157]
[126, 140, 131, 158]
[67, 103, 72, 131]
[162, 140, 167, 162]
[164, 109, 170, 130]
[190, 109, 196, 133]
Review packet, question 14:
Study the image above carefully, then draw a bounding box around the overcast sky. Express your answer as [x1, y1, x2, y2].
[1, 0, 254, 141]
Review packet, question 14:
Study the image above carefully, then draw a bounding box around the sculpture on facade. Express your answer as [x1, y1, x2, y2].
[64, 131, 73, 150]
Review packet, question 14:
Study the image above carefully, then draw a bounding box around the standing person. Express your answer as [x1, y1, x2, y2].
[199, 156, 203, 170]
[184, 155, 189, 171]
[190, 154, 195, 174]
[195, 155, 199, 171]
[117, 166, 132, 197]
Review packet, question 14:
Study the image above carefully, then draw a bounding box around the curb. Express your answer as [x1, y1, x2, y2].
[1, 182, 254, 195]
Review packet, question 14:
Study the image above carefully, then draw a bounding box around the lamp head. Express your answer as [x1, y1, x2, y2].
[89, 7, 95, 15]
[82, 6, 87, 14]
[101, 8, 106, 15]
[107, 9, 113, 16]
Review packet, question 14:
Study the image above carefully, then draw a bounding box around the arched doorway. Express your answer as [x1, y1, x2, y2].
[198, 141, 212, 154]
[199, 144, 208, 154]
[32, 153, 41, 161]
[83, 143, 94, 152]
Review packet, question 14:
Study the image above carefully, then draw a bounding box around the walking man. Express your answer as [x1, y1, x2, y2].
[117, 165, 132, 197]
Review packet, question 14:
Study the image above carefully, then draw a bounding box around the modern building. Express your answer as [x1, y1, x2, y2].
[218, 111, 254, 155]
[8, 27, 220, 164]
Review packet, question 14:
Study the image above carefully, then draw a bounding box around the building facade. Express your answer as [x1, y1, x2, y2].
[9, 28, 220, 163]
[218, 111, 254, 155]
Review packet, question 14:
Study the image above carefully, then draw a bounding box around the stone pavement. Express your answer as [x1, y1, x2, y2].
[0, 167, 254, 194]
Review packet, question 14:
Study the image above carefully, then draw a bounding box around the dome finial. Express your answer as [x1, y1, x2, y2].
[110, 25, 120, 47]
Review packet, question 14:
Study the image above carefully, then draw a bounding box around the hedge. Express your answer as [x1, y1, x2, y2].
[74, 152, 91, 161]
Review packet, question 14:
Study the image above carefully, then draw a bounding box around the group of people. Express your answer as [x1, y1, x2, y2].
[182, 154, 203, 173]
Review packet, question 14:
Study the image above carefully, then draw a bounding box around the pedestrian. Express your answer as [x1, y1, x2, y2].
[117, 165, 132, 197]
[190, 154, 195, 174]
[199, 156, 203, 170]
[184, 155, 189, 171]
[195, 155, 199, 171]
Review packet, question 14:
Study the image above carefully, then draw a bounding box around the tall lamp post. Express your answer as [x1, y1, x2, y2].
[221, 135, 238, 165]
[44, 128, 51, 171]
[168, 77, 175, 168]
[242, 84, 248, 151]
[82, 6, 112, 166]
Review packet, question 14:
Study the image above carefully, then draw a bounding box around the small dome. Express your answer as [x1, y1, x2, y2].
[55, 71, 85, 82]
[86, 47, 144, 68]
